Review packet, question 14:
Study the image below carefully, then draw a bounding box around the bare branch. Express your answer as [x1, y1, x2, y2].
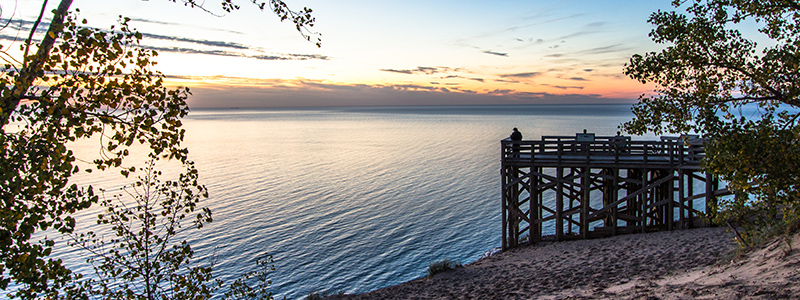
[23, 0, 49, 63]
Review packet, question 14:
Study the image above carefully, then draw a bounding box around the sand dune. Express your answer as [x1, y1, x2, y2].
[330, 227, 800, 299]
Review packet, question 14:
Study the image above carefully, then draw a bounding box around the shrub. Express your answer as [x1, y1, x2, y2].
[426, 258, 461, 277]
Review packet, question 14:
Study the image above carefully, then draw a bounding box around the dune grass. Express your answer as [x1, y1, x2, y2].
[426, 258, 461, 278]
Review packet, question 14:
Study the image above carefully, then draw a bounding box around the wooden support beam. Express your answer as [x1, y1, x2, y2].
[501, 166, 509, 250]
[640, 169, 647, 233]
[679, 168, 686, 229]
[531, 167, 540, 243]
[668, 169, 675, 230]
[556, 166, 564, 241]
[581, 167, 590, 239]
[587, 175, 674, 220]
[611, 168, 619, 236]
[688, 171, 695, 228]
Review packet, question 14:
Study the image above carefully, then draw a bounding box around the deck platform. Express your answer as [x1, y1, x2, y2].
[501, 134, 732, 250]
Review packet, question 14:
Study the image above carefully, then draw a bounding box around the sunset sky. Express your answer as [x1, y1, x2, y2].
[2, 0, 678, 107]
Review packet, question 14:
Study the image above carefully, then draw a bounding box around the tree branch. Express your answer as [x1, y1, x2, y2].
[705, 60, 789, 105]
[23, 0, 49, 64]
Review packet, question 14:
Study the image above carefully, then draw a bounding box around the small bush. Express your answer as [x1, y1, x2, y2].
[723, 203, 800, 249]
[306, 292, 323, 300]
[519, 233, 529, 244]
[427, 258, 461, 277]
[306, 290, 344, 300]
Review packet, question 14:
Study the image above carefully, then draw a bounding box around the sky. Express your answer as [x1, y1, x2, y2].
[0, 0, 679, 108]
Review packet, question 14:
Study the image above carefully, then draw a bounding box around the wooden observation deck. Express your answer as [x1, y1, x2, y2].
[500, 133, 732, 250]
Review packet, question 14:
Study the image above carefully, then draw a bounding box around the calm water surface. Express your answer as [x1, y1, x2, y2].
[55, 104, 646, 299]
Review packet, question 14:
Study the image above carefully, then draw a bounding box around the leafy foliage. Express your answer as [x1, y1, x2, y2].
[224, 255, 278, 300]
[171, 0, 321, 47]
[1, 8, 192, 298]
[1, 0, 319, 298]
[624, 0, 800, 237]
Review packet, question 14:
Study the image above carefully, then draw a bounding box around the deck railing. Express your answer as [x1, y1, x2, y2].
[501, 136, 705, 168]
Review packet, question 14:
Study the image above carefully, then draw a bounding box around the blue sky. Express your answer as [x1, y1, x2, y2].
[2, 0, 681, 107]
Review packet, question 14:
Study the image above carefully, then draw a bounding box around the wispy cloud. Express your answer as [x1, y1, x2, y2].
[509, 38, 545, 51]
[487, 89, 516, 95]
[517, 38, 544, 45]
[455, 13, 585, 46]
[554, 21, 608, 40]
[495, 78, 520, 84]
[380, 69, 413, 74]
[379, 66, 458, 75]
[147, 46, 329, 61]
[439, 74, 485, 83]
[576, 43, 632, 56]
[0, 18, 327, 63]
[416, 66, 442, 74]
[483, 50, 508, 57]
[499, 72, 541, 78]
[127, 18, 179, 26]
[141, 33, 249, 49]
[0, 18, 43, 33]
[542, 84, 585, 90]
[389, 84, 439, 91]
[287, 53, 330, 60]
[128, 17, 244, 35]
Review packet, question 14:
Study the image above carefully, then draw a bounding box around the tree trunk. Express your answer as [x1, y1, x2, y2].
[0, 0, 73, 128]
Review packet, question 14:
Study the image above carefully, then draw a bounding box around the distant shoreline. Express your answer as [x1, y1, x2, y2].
[187, 103, 638, 111]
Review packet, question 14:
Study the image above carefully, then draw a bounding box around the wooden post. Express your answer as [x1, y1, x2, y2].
[532, 167, 541, 243]
[668, 144, 675, 230]
[612, 168, 619, 236]
[678, 143, 685, 229]
[626, 168, 640, 228]
[556, 166, 564, 241]
[510, 167, 519, 247]
[581, 167, 590, 239]
[688, 172, 695, 228]
[501, 165, 509, 250]
[640, 169, 648, 233]
[678, 168, 685, 229]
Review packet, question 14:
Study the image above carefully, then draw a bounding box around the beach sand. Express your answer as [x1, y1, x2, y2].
[330, 227, 800, 299]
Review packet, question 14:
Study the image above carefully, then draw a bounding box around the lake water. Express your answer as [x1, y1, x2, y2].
[41, 104, 650, 299]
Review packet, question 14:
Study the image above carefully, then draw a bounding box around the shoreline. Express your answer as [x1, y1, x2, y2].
[329, 227, 770, 299]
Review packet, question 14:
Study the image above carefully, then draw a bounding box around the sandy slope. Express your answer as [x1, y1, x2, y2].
[331, 227, 784, 299]
[589, 230, 800, 299]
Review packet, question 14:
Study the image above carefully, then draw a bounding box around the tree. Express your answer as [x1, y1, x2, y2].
[69, 157, 278, 300]
[624, 0, 800, 241]
[0, 0, 318, 298]
[70, 158, 216, 299]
